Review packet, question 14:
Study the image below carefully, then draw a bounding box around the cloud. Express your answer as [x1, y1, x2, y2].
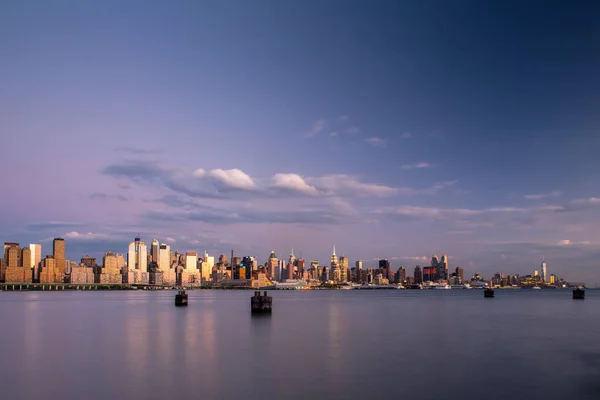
[308, 174, 398, 197]
[64, 231, 111, 240]
[401, 162, 434, 170]
[400, 132, 412, 138]
[304, 119, 326, 137]
[166, 237, 176, 243]
[271, 174, 319, 195]
[345, 126, 360, 134]
[89, 192, 128, 201]
[26, 221, 85, 230]
[113, 147, 161, 155]
[558, 197, 600, 212]
[365, 137, 386, 147]
[194, 168, 258, 191]
[524, 191, 561, 200]
[328, 132, 338, 137]
[557, 239, 572, 246]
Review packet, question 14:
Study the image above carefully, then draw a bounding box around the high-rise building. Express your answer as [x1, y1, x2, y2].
[80, 255, 96, 268]
[29, 243, 42, 280]
[379, 259, 390, 280]
[151, 239, 159, 263]
[331, 246, 340, 282]
[5, 243, 20, 267]
[414, 265, 423, 284]
[158, 244, 171, 271]
[439, 254, 449, 280]
[53, 238, 66, 280]
[185, 252, 198, 270]
[266, 251, 278, 278]
[541, 260, 547, 282]
[127, 236, 148, 283]
[396, 266, 406, 283]
[339, 256, 349, 282]
[455, 267, 464, 284]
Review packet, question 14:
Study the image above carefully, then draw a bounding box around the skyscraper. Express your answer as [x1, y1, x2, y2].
[151, 239, 159, 263]
[541, 260, 547, 282]
[159, 244, 170, 271]
[266, 251, 278, 278]
[185, 252, 198, 270]
[127, 236, 148, 283]
[29, 243, 42, 281]
[53, 238, 66, 280]
[339, 256, 349, 282]
[414, 266, 423, 284]
[331, 246, 340, 282]
[379, 259, 390, 280]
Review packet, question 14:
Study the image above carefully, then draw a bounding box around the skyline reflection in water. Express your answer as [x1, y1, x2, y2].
[1, 290, 600, 399]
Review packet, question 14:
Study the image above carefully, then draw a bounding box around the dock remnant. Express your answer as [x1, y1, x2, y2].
[484, 288, 494, 298]
[175, 289, 188, 306]
[573, 287, 585, 300]
[251, 291, 272, 313]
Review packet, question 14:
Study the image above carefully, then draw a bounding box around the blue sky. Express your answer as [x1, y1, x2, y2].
[1, 0, 599, 283]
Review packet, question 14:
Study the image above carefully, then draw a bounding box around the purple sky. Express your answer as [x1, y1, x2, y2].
[1, 1, 599, 283]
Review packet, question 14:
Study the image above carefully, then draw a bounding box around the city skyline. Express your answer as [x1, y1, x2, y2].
[1, 1, 599, 283]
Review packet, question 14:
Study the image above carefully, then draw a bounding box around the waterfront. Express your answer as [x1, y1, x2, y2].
[1, 290, 600, 399]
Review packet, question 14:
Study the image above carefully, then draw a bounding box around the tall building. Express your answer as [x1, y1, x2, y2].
[439, 254, 449, 280]
[396, 266, 406, 283]
[200, 250, 214, 282]
[414, 265, 423, 284]
[53, 238, 66, 280]
[127, 236, 148, 283]
[331, 246, 340, 282]
[185, 252, 198, 270]
[455, 267, 464, 284]
[379, 259, 390, 280]
[266, 251, 278, 278]
[339, 256, 349, 282]
[80, 255, 96, 268]
[151, 239, 159, 263]
[541, 260, 547, 282]
[158, 244, 171, 271]
[29, 243, 42, 281]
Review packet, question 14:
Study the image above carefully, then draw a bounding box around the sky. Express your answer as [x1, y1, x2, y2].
[1, 0, 599, 283]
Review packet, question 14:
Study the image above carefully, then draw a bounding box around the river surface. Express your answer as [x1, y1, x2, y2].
[1, 289, 599, 399]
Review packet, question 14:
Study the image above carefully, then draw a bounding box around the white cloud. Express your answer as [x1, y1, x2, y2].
[166, 237, 176, 243]
[401, 162, 434, 170]
[571, 197, 600, 206]
[365, 137, 385, 147]
[194, 168, 258, 191]
[309, 174, 398, 197]
[524, 191, 561, 200]
[305, 119, 326, 137]
[557, 239, 572, 246]
[64, 231, 110, 240]
[271, 173, 319, 196]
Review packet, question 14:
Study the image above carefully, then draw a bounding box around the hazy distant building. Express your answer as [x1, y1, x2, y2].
[456, 267, 464, 284]
[439, 254, 449, 280]
[396, 266, 406, 283]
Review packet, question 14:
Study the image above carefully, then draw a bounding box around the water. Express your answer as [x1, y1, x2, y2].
[1, 289, 599, 399]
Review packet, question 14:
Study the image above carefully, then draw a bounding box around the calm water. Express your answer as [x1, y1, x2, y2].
[1, 289, 600, 399]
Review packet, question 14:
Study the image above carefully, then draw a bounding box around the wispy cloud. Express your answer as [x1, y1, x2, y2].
[400, 132, 412, 139]
[64, 231, 112, 240]
[524, 191, 561, 200]
[401, 162, 434, 170]
[365, 137, 386, 147]
[114, 147, 161, 155]
[345, 126, 360, 134]
[304, 119, 326, 137]
[89, 192, 128, 201]
[27, 221, 85, 230]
